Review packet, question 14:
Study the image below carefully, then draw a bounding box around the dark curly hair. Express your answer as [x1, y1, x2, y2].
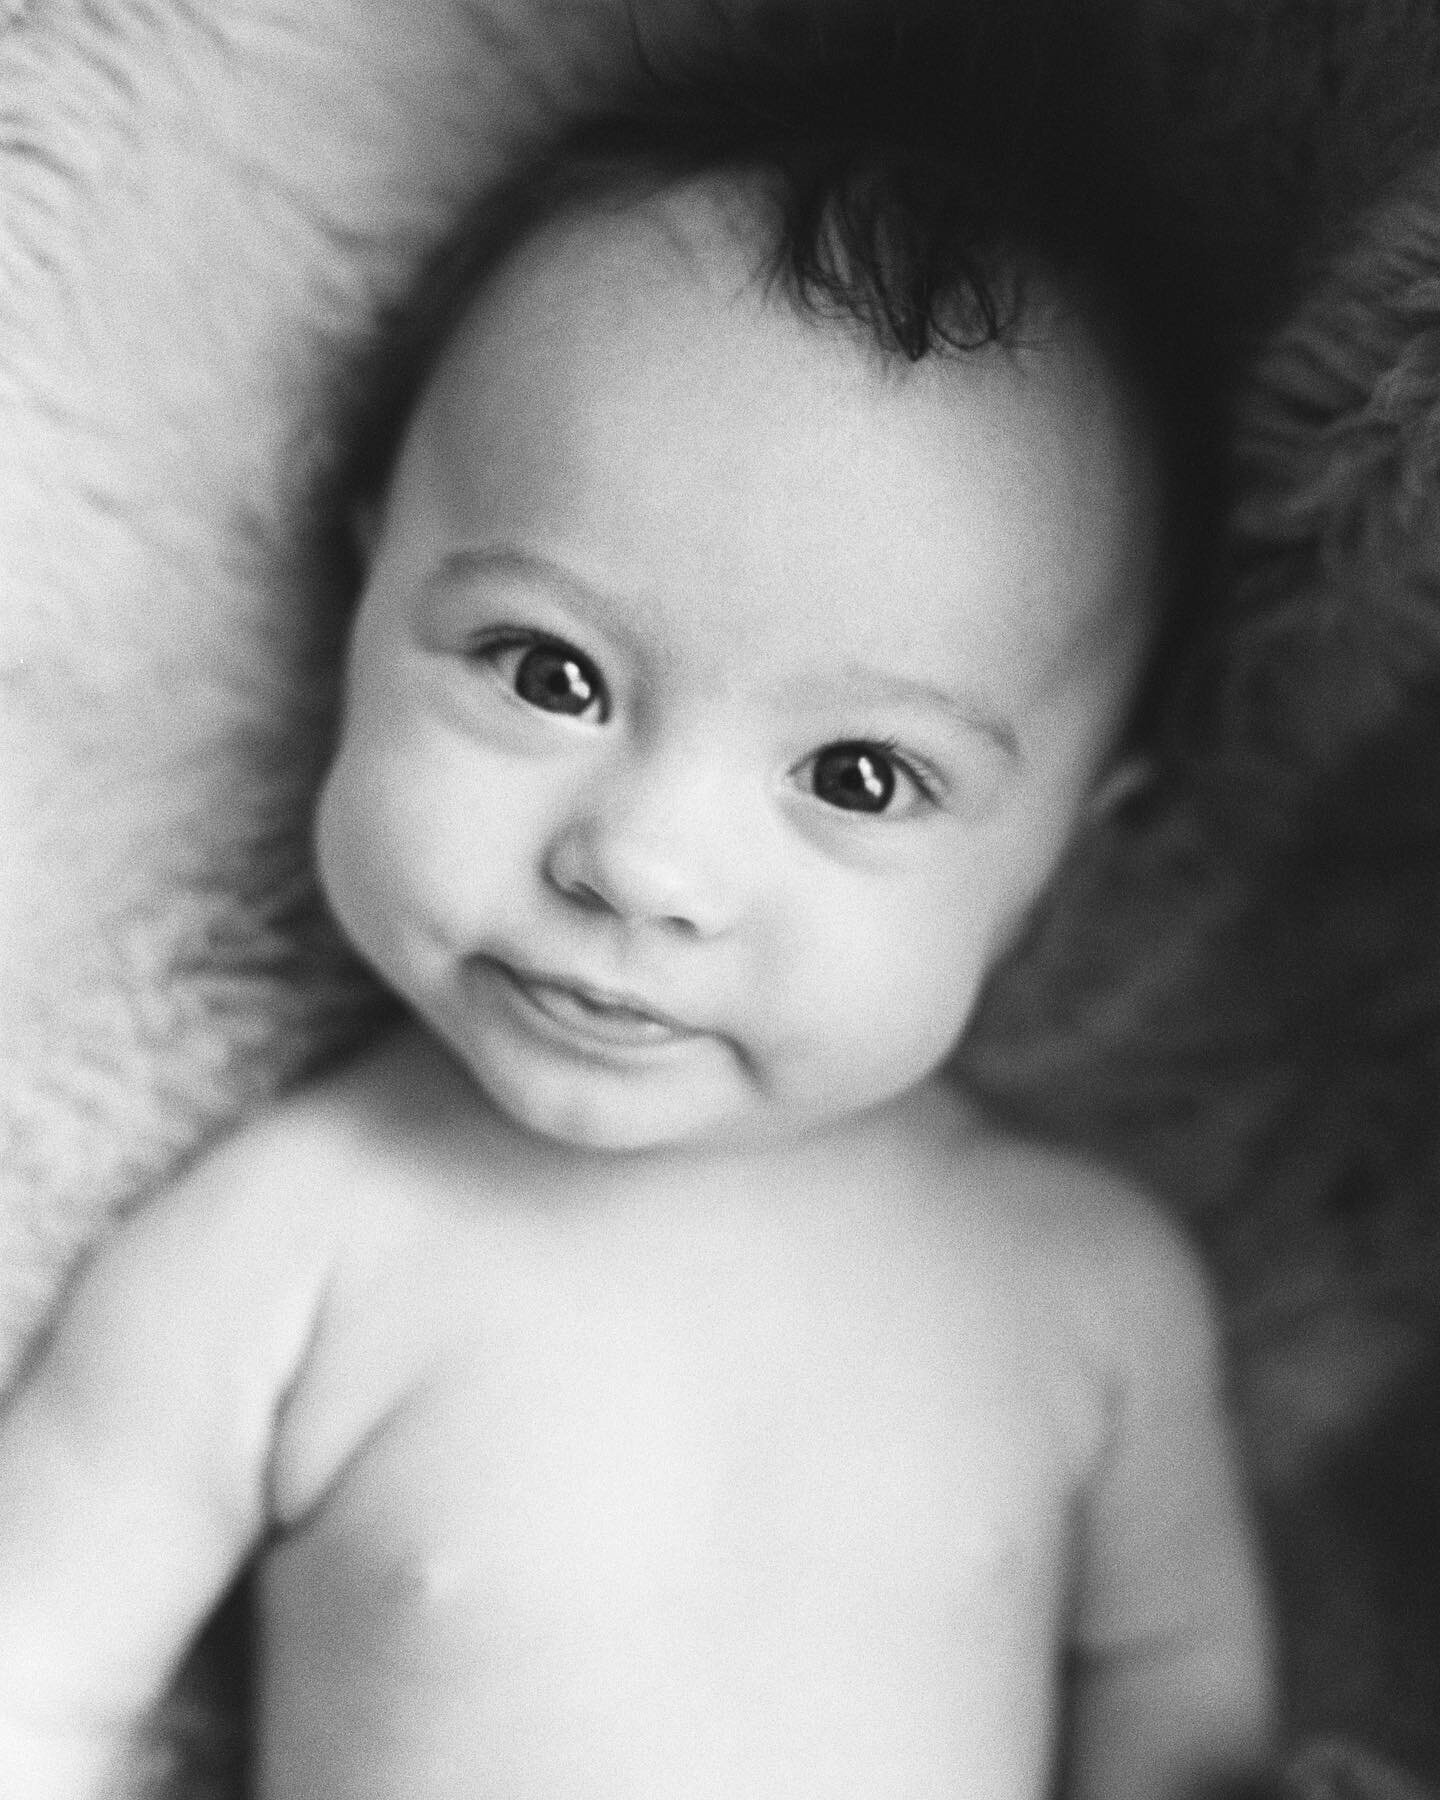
[349, 0, 1227, 743]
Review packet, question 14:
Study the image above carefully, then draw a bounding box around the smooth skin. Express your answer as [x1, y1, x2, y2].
[0, 184, 1274, 1800]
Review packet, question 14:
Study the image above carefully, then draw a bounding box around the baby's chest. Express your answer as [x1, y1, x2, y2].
[274, 1270, 1086, 1648]
[289, 1204, 1094, 1564]
[261, 1262, 1092, 1798]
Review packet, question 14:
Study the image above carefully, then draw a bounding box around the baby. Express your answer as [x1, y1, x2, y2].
[0, 3, 1274, 1797]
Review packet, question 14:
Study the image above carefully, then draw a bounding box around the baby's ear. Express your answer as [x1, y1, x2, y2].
[1087, 756, 1153, 821]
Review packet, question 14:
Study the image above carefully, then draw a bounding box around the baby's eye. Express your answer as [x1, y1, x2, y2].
[806, 740, 929, 815]
[477, 635, 608, 723]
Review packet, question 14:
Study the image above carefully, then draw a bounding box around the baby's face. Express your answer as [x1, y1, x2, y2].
[318, 187, 1159, 1153]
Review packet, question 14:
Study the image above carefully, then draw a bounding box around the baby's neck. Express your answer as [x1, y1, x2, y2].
[381, 1020, 977, 1226]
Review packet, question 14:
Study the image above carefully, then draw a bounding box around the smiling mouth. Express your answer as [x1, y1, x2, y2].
[491, 962, 700, 1052]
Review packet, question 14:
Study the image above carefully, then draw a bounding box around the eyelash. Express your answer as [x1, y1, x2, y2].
[470, 630, 610, 723]
[467, 632, 941, 815]
[802, 737, 940, 817]
[869, 737, 940, 805]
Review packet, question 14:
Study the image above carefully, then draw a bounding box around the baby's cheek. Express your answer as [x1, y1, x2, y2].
[783, 924, 980, 1113]
[315, 750, 415, 971]
[888, 954, 987, 1078]
[880, 878, 989, 1016]
[313, 757, 366, 928]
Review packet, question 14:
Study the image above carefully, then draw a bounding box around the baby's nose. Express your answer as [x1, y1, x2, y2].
[542, 745, 749, 938]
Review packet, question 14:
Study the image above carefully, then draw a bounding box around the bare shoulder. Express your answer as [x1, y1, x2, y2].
[92, 1022, 460, 1291]
[16, 1035, 430, 1434]
[952, 1112, 1225, 1388]
[206, 1020, 467, 1201]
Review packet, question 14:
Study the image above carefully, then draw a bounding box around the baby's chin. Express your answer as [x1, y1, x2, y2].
[416, 989, 955, 1163]
[471, 1068, 959, 1174]
[454, 1050, 854, 1165]
[495, 1091, 815, 1162]
[455, 1052, 749, 1160]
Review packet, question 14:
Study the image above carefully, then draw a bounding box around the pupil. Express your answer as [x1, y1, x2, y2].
[814, 742, 895, 812]
[518, 644, 597, 715]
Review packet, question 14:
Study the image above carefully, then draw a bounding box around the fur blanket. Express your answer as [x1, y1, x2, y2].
[3, 0, 1439, 1793]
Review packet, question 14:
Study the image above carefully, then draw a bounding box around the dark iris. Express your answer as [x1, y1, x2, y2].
[811, 741, 897, 813]
[514, 642, 604, 717]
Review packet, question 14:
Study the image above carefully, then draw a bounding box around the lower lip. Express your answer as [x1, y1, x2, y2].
[484, 962, 701, 1061]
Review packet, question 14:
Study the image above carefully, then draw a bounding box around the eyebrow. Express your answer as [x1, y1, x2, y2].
[790, 665, 1021, 762]
[432, 544, 1019, 761]
[432, 543, 630, 615]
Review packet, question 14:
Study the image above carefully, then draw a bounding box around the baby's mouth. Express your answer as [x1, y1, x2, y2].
[496, 963, 698, 1050]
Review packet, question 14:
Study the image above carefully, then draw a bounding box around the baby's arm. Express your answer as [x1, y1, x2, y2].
[0, 1118, 338, 1798]
[1064, 1189, 1276, 1800]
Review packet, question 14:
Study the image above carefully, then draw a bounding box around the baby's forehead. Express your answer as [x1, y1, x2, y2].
[403, 175, 1163, 692]
[449, 171, 1151, 448]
